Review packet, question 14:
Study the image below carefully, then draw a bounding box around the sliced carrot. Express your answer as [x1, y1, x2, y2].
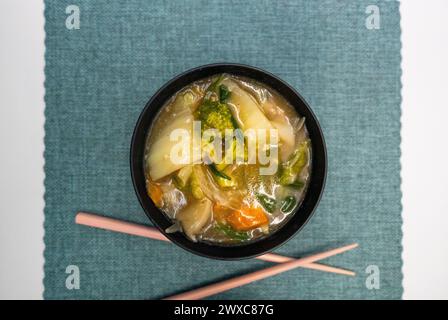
[213, 203, 269, 231]
[212, 203, 234, 223]
[148, 183, 163, 208]
[225, 207, 269, 231]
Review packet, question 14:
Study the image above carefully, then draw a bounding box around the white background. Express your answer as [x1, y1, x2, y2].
[0, 0, 447, 299]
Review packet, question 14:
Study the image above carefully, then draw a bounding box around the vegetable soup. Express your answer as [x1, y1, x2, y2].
[144, 74, 311, 244]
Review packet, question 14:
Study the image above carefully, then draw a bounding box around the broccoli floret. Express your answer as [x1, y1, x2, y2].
[194, 78, 240, 172]
[194, 77, 235, 134]
[194, 100, 235, 134]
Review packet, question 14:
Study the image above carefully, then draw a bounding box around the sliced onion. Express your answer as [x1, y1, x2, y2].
[193, 165, 243, 210]
[165, 222, 182, 234]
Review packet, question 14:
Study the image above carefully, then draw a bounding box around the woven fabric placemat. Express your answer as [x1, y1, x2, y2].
[44, 0, 402, 299]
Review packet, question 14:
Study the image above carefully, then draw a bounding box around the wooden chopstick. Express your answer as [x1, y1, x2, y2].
[164, 243, 358, 300]
[75, 212, 355, 277]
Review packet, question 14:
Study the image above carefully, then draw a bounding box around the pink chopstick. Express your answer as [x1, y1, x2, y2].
[164, 243, 358, 300]
[75, 212, 355, 277]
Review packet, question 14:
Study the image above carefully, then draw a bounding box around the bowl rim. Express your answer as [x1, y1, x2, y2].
[130, 62, 327, 260]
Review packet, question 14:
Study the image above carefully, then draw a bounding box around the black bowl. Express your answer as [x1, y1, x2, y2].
[130, 63, 326, 260]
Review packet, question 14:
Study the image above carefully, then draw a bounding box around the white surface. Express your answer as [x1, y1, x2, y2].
[0, 0, 45, 299]
[0, 0, 447, 299]
[401, 0, 448, 300]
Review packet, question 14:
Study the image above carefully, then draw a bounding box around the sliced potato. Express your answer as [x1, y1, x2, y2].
[261, 100, 296, 161]
[147, 110, 200, 181]
[222, 79, 275, 164]
[271, 119, 295, 161]
[222, 79, 273, 131]
[175, 165, 193, 188]
[171, 89, 201, 113]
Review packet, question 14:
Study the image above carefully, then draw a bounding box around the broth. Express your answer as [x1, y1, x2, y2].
[144, 74, 311, 245]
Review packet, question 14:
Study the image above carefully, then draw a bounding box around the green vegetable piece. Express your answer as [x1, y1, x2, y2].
[215, 176, 237, 188]
[281, 196, 297, 213]
[214, 134, 247, 170]
[190, 171, 204, 199]
[279, 141, 309, 185]
[206, 75, 224, 94]
[209, 164, 230, 180]
[288, 180, 304, 190]
[173, 176, 184, 190]
[194, 100, 236, 135]
[215, 223, 249, 241]
[256, 193, 276, 213]
[214, 161, 229, 172]
[174, 165, 193, 189]
[208, 165, 237, 188]
[194, 76, 237, 135]
[219, 84, 231, 102]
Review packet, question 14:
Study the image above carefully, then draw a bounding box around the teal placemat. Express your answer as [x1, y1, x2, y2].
[44, 0, 402, 299]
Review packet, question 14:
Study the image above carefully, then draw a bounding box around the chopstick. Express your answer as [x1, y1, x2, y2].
[75, 212, 355, 277]
[164, 243, 358, 300]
